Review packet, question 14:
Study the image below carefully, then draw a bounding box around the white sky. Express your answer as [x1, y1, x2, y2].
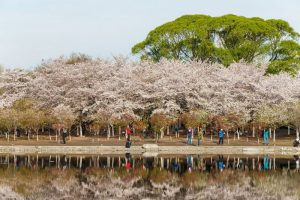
[0, 0, 299, 69]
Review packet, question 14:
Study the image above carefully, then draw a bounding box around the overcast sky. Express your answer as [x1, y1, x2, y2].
[0, 0, 299, 69]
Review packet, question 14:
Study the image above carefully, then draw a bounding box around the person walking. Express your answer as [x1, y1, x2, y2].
[218, 129, 224, 145]
[263, 128, 269, 145]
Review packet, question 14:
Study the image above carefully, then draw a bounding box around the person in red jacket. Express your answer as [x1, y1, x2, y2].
[125, 125, 132, 141]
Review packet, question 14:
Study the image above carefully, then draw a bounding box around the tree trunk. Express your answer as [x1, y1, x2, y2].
[269, 128, 272, 139]
[161, 157, 164, 169]
[192, 128, 194, 139]
[27, 129, 30, 140]
[167, 126, 170, 135]
[36, 129, 39, 141]
[58, 128, 61, 143]
[288, 126, 290, 135]
[234, 131, 236, 141]
[252, 126, 255, 137]
[227, 129, 229, 144]
[49, 128, 51, 140]
[107, 124, 110, 139]
[296, 127, 299, 140]
[273, 128, 276, 144]
[79, 123, 83, 137]
[14, 127, 17, 141]
[160, 127, 164, 139]
[118, 126, 121, 140]
[69, 128, 72, 141]
[79, 156, 82, 169]
[111, 124, 114, 137]
[55, 129, 58, 141]
[237, 128, 240, 140]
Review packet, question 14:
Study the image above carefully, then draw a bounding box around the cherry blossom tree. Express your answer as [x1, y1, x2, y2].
[225, 112, 247, 141]
[133, 119, 148, 139]
[52, 105, 76, 141]
[0, 57, 300, 138]
[286, 102, 300, 140]
[91, 109, 112, 139]
[150, 112, 169, 142]
[181, 110, 208, 139]
[0, 108, 18, 141]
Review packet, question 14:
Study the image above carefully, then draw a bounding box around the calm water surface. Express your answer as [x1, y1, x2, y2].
[0, 154, 299, 200]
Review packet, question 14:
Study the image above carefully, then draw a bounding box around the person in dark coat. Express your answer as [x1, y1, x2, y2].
[62, 128, 67, 144]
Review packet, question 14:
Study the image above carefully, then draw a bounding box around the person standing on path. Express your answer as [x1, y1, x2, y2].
[263, 129, 269, 145]
[125, 125, 132, 141]
[62, 128, 67, 144]
[125, 125, 132, 148]
[218, 129, 224, 145]
[187, 128, 192, 145]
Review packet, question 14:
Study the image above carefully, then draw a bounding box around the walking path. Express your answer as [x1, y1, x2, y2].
[0, 135, 295, 146]
[0, 136, 298, 156]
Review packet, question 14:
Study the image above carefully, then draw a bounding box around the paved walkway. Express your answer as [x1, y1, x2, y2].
[0, 135, 298, 156]
[0, 135, 295, 146]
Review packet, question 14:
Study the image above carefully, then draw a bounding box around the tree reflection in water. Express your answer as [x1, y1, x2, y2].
[3, 154, 300, 173]
[0, 154, 299, 199]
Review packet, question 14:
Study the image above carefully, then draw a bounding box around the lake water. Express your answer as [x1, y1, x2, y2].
[0, 154, 299, 199]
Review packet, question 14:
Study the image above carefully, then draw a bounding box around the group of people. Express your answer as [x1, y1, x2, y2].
[186, 128, 204, 146]
[186, 128, 225, 145]
[186, 128, 285, 146]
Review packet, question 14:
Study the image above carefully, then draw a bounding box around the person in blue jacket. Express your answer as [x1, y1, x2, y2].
[218, 129, 225, 145]
[263, 129, 269, 145]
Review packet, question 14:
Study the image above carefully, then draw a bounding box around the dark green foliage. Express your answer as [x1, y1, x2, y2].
[132, 14, 300, 75]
